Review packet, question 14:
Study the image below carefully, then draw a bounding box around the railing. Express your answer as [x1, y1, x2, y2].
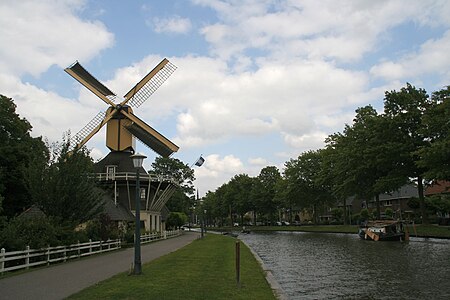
[0, 239, 121, 274]
[1, 230, 182, 274]
[95, 172, 178, 185]
[140, 230, 180, 244]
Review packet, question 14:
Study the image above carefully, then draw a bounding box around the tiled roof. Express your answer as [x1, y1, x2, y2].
[425, 180, 450, 195]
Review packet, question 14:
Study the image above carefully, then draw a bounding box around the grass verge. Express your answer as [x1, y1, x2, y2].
[68, 234, 276, 300]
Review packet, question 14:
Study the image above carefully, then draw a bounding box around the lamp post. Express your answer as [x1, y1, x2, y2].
[130, 153, 146, 275]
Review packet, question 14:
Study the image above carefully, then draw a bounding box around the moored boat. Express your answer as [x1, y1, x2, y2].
[358, 220, 408, 241]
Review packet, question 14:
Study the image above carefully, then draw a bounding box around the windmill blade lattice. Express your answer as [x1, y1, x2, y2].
[70, 110, 106, 149]
[128, 61, 177, 108]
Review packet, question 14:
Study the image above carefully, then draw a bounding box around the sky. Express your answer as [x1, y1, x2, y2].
[1, 0, 450, 196]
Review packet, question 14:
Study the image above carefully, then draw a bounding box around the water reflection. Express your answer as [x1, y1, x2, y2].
[239, 231, 450, 300]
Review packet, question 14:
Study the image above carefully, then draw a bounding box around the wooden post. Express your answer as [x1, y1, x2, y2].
[89, 239, 92, 254]
[25, 246, 30, 269]
[1, 248, 5, 274]
[46, 245, 50, 265]
[235, 241, 240, 286]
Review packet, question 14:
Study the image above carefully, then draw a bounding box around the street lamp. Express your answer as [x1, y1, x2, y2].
[130, 152, 146, 275]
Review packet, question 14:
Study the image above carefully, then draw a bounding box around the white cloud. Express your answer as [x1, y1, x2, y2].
[195, 154, 245, 194]
[167, 57, 367, 150]
[0, 73, 98, 142]
[370, 30, 450, 81]
[152, 16, 192, 34]
[0, 0, 114, 77]
[282, 131, 328, 152]
[248, 157, 268, 166]
[196, 0, 450, 62]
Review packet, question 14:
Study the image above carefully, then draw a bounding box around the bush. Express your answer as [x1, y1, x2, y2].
[166, 212, 188, 229]
[352, 213, 361, 225]
[384, 208, 394, 219]
[330, 208, 343, 222]
[0, 216, 78, 251]
[85, 214, 119, 241]
[360, 209, 369, 221]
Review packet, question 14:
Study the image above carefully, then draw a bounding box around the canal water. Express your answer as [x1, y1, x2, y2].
[238, 231, 450, 299]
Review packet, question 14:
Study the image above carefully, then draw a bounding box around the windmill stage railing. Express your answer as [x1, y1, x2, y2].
[95, 172, 178, 185]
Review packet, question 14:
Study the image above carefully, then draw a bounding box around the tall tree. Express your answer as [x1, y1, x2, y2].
[226, 174, 254, 224]
[252, 166, 281, 223]
[342, 106, 406, 219]
[0, 95, 48, 217]
[285, 150, 333, 224]
[150, 157, 195, 215]
[383, 83, 434, 224]
[30, 136, 104, 226]
[417, 86, 450, 180]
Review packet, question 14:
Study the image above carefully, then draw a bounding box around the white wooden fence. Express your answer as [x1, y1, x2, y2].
[0, 239, 120, 274]
[1, 229, 180, 274]
[140, 229, 180, 244]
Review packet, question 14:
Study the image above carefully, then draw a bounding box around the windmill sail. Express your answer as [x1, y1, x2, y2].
[65, 62, 116, 106]
[71, 110, 106, 149]
[65, 58, 178, 156]
[123, 59, 177, 108]
[121, 110, 178, 157]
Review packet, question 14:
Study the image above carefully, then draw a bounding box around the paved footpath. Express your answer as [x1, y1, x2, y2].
[0, 232, 199, 300]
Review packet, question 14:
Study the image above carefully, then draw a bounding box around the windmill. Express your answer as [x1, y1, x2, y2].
[65, 58, 180, 233]
[65, 58, 179, 157]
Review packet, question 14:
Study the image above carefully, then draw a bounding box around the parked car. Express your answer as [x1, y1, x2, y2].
[282, 221, 290, 226]
[293, 221, 301, 226]
[180, 224, 191, 230]
[276, 221, 282, 226]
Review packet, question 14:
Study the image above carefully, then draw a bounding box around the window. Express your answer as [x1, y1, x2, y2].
[106, 165, 117, 180]
[140, 188, 146, 200]
[384, 200, 392, 206]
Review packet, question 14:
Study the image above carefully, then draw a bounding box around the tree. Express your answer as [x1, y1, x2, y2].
[0, 95, 48, 217]
[285, 150, 333, 224]
[252, 166, 281, 223]
[383, 83, 435, 224]
[30, 136, 104, 226]
[335, 106, 406, 219]
[150, 157, 195, 215]
[212, 183, 232, 226]
[417, 86, 450, 180]
[166, 212, 188, 229]
[226, 174, 255, 224]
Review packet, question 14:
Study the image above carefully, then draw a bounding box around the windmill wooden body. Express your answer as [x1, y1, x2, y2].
[65, 58, 179, 232]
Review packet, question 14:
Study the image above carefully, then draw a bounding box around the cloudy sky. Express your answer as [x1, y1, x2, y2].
[1, 0, 450, 195]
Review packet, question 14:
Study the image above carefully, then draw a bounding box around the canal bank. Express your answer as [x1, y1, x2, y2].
[242, 238, 288, 300]
[216, 224, 450, 239]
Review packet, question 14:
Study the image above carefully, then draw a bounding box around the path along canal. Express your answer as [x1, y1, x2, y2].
[238, 231, 450, 300]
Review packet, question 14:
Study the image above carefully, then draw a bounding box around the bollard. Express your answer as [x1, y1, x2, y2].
[235, 241, 240, 286]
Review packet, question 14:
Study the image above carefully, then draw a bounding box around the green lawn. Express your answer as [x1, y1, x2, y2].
[68, 234, 276, 300]
[405, 224, 450, 238]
